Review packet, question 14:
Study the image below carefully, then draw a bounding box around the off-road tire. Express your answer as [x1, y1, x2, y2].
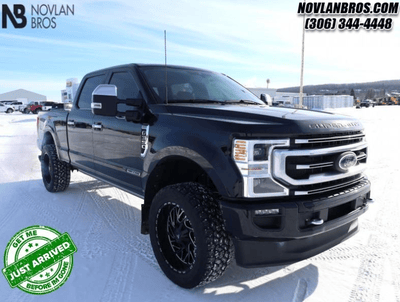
[41, 144, 71, 192]
[149, 182, 234, 288]
[6, 108, 13, 113]
[34, 108, 41, 114]
[24, 108, 30, 114]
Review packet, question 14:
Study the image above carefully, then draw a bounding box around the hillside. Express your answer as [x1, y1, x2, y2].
[278, 79, 400, 99]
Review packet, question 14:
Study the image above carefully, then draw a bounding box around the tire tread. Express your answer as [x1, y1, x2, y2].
[41, 144, 70, 192]
[151, 182, 234, 288]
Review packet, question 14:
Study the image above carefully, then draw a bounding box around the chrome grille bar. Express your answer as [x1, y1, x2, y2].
[295, 152, 366, 171]
[357, 153, 367, 161]
[295, 133, 364, 145]
[294, 175, 366, 195]
[296, 161, 334, 170]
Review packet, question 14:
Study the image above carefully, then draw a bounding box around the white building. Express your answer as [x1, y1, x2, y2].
[247, 88, 305, 105]
[0, 89, 47, 104]
[293, 95, 354, 110]
[61, 78, 79, 103]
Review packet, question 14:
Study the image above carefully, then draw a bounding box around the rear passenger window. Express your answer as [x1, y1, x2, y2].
[76, 75, 105, 109]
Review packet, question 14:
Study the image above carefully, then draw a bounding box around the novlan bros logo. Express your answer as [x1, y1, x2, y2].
[1, 4, 27, 28]
[1, 3, 74, 29]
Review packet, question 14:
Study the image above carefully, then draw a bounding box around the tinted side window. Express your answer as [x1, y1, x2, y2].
[77, 75, 105, 109]
[109, 72, 140, 100]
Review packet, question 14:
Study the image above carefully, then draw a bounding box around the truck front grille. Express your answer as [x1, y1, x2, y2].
[286, 148, 367, 180]
[272, 138, 368, 196]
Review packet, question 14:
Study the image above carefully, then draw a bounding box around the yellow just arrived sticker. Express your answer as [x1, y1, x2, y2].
[2, 225, 77, 295]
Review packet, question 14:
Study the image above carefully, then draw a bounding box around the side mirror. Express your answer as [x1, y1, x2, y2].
[91, 84, 146, 123]
[260, 94, 272, 106]
[91, 84, 118, 116]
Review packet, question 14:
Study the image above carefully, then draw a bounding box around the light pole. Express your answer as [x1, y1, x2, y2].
[299, 0, 306, 108]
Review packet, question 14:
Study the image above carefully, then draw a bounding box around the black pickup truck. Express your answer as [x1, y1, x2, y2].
[37, 64, 372, 288]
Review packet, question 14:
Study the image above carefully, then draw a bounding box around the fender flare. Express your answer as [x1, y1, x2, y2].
[143, 145, 236, 198]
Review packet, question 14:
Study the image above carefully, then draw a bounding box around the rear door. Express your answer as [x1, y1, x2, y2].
[92, 70, 143, 194]
[68, 73, 105, 173]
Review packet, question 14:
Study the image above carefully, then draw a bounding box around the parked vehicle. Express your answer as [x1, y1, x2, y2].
[18, 104, 28, 113]
[388, 96, 400, 105]
[37, 64, 372, 288]
[359, 99, 375, 108]
[7, 101, 25, 112]
[1, 101, 23, 111]
[0, 100, 25, 112]
[10, 101, 23, 107]
[26, 101, 43, 114]
[0, 103, 15, 113]
[1, 100, 16, 106]
[41, 101, 56, 111]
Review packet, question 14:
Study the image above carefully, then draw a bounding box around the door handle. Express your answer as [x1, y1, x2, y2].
[67, 120, 75, 127]
[92, 123, 103, 130]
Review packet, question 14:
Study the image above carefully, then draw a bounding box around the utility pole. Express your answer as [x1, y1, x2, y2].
[299, 0, 306, 107]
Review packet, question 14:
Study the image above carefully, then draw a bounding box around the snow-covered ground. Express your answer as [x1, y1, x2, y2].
[0, 107, 399, 302]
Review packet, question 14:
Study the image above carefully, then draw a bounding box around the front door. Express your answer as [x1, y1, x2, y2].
[92, 71, 143, 194]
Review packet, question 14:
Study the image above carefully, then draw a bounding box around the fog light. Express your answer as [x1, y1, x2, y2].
[255, 209, 280, 216]
[254, 177, 285, 194]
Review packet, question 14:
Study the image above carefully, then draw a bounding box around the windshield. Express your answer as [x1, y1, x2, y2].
[139, 66, 264, 105]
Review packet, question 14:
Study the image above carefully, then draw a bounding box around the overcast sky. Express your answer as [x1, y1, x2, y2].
[0, 0, 399, 101]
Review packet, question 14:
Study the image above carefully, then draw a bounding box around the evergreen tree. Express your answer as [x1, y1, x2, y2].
[350, 88, 356, 100]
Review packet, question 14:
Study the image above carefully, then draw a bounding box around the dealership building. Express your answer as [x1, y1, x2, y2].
[61, 78, 79, 103]
[0, 89, 47, 104]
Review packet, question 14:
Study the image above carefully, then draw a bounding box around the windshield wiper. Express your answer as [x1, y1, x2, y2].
[224, 100, 262, 105]
[167, 99, 225, 104]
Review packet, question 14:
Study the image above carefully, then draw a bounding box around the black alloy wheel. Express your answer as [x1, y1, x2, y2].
[149, 182, 234, 288]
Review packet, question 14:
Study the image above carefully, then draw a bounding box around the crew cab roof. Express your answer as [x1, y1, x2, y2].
[83, 63, 214, 78]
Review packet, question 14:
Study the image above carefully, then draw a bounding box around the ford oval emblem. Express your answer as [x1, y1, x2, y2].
[334, 151, 358, 173]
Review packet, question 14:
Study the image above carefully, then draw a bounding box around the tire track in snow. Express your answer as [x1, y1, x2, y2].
[310, 245, 366, 262]
[292, 279, 308, 302]
[65, 183, 87, 230]
[348, 168, 399, 302]
[0, 186, 24, 230]
[100, 252, 138, 302]
[348, 234, 385, 302]
[77, 180, 159, 270]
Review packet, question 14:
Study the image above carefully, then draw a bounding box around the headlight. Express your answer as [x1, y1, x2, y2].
[233, 139, 290, 197]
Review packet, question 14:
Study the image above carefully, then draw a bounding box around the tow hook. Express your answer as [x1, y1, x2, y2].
[309, 218, 324, 226]
[366, 198, 374, 203]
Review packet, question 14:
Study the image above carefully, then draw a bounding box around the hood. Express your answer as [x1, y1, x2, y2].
[158, 104, 363, 137]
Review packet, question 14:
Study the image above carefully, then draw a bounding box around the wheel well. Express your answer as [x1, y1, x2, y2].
[42, 132, 55, 148]
[141, 156, 217, 234]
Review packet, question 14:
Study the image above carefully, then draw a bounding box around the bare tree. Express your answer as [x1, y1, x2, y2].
[365, 88, 375, 100]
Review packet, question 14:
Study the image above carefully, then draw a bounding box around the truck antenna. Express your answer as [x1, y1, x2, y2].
[164, 30, 168, 105]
